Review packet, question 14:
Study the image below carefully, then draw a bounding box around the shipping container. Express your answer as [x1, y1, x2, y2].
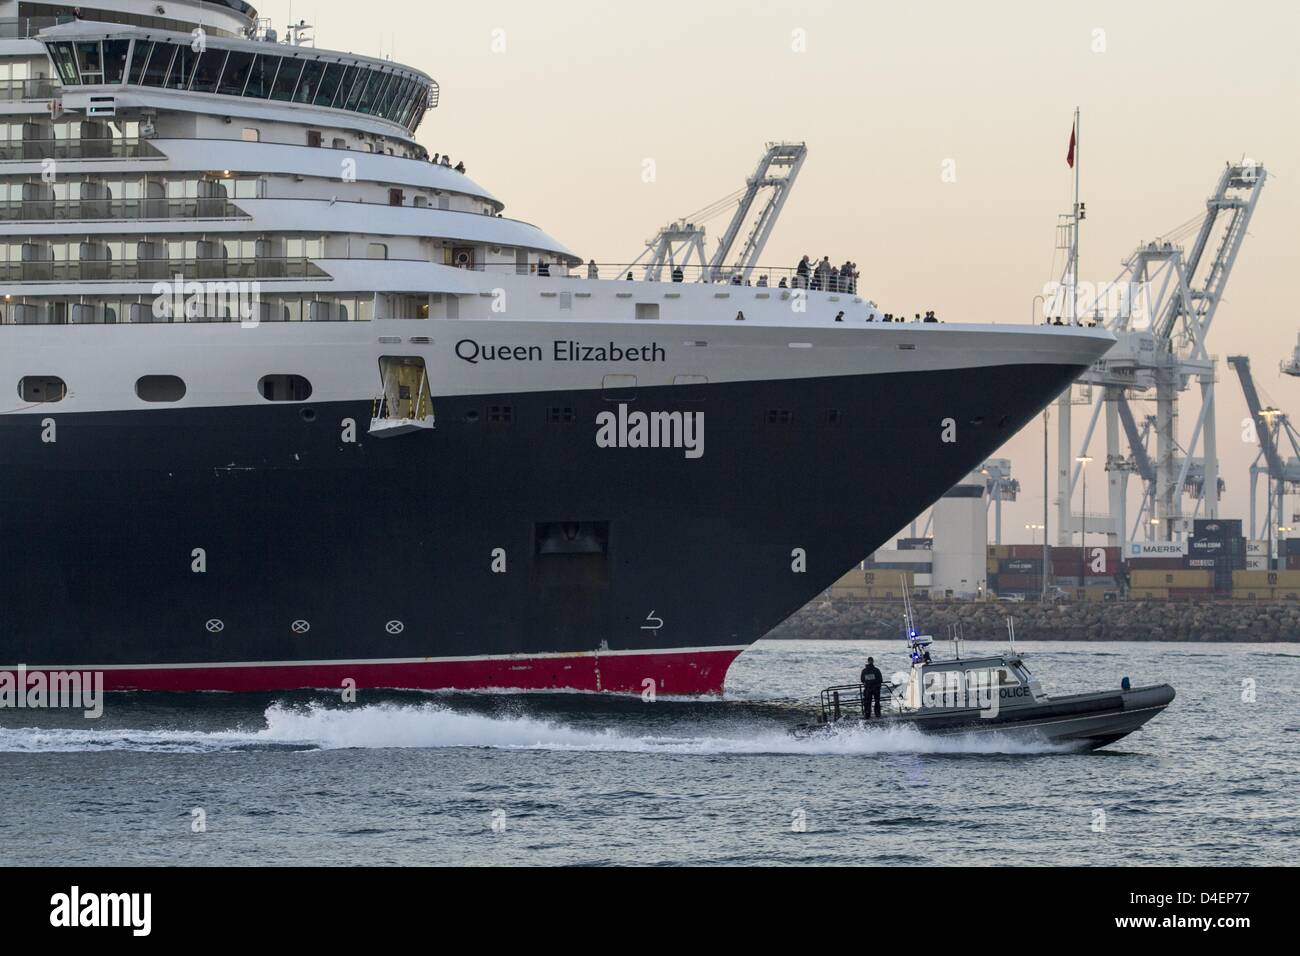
[1285, 539, 1300, 557]
[1002, 558, 1042, 574]
[1130, 569, 1212, 589]
[1169, 587, 1213, 601]
[1193, 518, 1243, 539]
[897, 537, 933, 551]
[1008, 544, 1042, 559]
[1233, 569, 1300, 589]
[1128, 541, 1188, 559]
[1132, 588, 1169, 600]
[988, 545, 1011, 560]
[995, 573, 1039, 590]
[1125, 557, 1186, 571]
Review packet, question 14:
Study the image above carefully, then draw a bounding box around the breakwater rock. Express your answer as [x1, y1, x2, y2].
[769, 599, 1300, 642]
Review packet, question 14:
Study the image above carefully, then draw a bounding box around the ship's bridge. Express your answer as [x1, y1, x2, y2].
[6, 1, 257, 38]
[37, 18, 435, 134]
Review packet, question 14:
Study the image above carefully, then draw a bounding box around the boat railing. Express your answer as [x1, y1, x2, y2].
[817, 681, 902, 723]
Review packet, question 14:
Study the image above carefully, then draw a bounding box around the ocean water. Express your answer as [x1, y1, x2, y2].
[0, 640, 1295, 866]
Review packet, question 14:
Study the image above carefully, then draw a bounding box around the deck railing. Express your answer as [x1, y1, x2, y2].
[0, 256, 328, 282]
[0, 138, 164, 161]
[0, 197, 247, 222]
[0, 78, 60, 101]
[0, 16, 71, 39]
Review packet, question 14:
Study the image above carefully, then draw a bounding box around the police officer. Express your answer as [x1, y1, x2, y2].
[860, 656, 883, 718]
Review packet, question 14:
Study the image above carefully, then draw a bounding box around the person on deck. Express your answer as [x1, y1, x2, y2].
[860, 657, 883, 719]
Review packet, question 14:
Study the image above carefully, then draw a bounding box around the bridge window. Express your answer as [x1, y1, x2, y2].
[49, 43, 78, 85]
[139, 43, 175, 87]
[103, 40, 131, 84]
[244, 54, 277, 99]
[294, 59, 326, 104]
[259, 374, 313, 402]
[18, 376, 66, 402]
[332, 65, 359, 109]
[315, 61, 344, 106]
[168, 45, 199, 90]
[342, 66, 367, 110]
[270, 57, 304, 101]
[136, 374, 186, 402]
[190, 49, 228, 94]
[219, 51, 255, 96]
[75, 41, 103, 84]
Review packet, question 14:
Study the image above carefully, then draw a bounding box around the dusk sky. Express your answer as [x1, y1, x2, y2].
[274, 0, 1299, 543]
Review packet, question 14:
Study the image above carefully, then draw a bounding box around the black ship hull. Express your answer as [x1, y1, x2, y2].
[0, 361, 1087, 694]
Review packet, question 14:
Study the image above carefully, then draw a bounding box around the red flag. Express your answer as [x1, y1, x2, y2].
[1066, 124, 1076, 168]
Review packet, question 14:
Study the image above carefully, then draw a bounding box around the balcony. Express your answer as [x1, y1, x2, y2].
[0, 78, 60, 101]
[0, 138, 165, 162]
[0, 197, 248, 222]
[0, 256, 329, 283]
[0, 17, 71, 40]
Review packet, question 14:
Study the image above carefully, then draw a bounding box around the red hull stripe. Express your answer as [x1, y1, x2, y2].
[14, 648, 744, 695]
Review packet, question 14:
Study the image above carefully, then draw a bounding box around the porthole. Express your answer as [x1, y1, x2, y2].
[136, 375, 186, 403]
[300, 407, 317, 422]
[259, 374, 313, 402]
[18, 376, 66, 403]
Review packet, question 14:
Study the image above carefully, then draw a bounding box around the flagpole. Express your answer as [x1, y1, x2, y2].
[1073, 106, 1080, 325]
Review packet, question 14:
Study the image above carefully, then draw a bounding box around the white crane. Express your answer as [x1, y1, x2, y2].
[629, 142, 807, 283]
[1228, 355, 1300, 561]
[1053, 161, 1267, 548]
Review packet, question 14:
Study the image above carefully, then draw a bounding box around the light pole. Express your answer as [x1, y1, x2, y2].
[1076, 455, 1093, 588]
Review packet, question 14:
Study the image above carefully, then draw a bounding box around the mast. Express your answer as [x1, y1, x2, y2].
[1072, 106, 1080, 324]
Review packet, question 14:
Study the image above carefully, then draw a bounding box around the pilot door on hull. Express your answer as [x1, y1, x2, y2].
[370, 355, 435, 437]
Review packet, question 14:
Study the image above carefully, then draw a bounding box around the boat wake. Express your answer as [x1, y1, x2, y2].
[0, 702, 1069, 756]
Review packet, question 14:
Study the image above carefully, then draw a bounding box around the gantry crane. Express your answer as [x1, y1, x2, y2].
[629, 142, 807, 283]
[1054, 161, 1267, 547]
[1228, 355, 1300, 561]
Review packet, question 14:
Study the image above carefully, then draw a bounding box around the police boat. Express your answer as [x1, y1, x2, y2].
[793, 591, 1175, 751]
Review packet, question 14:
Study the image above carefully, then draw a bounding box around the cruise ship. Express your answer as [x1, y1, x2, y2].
[0, 0, 1113, 695]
